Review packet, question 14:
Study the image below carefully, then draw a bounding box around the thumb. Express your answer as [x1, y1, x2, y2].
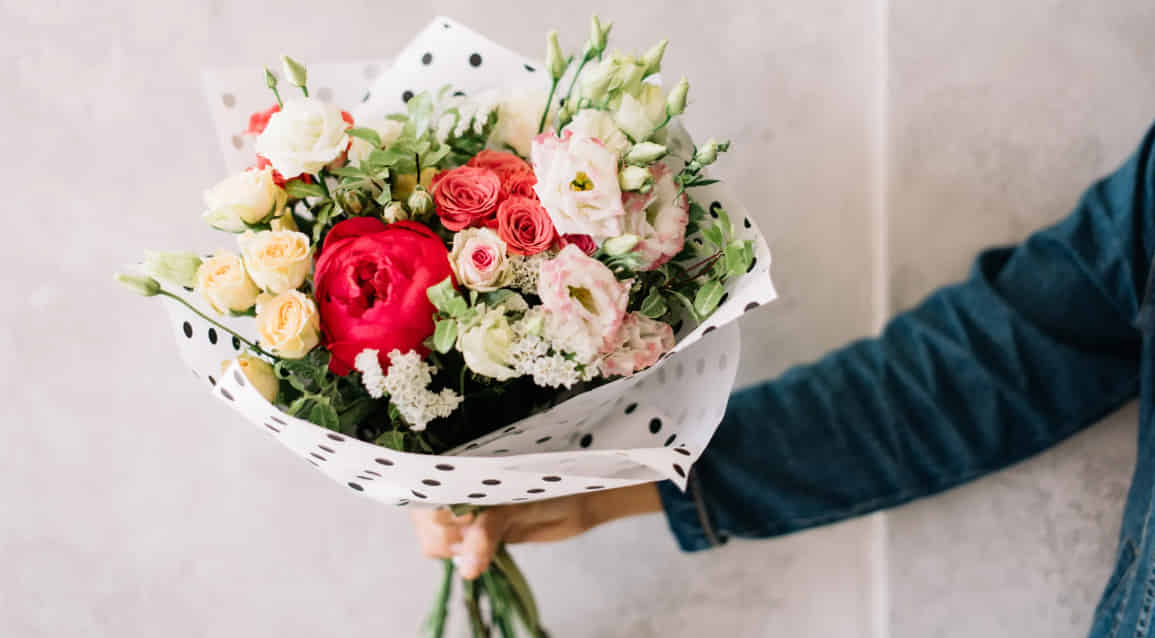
[456, 509, 508, 580]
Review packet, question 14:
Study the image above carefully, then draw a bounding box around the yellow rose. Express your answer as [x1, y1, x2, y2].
[221, 354, 279, 402]
[256, 290, 320, 359]
[238, 230, 312, 294]
[393, 166, 438, 202]
[202, 167, 287, 232]
[196, 252, 259, 314]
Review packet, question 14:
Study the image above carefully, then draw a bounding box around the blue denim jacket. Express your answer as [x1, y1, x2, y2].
[658, 121, 1155, 637]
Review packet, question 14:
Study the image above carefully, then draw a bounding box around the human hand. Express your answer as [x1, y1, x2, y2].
[411, 482, 662, 579]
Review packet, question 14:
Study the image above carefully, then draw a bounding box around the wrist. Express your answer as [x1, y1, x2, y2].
[584, 482, 663, 529]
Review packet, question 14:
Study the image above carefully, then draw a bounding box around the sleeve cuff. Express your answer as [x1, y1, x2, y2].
[657, 471, 727, 552]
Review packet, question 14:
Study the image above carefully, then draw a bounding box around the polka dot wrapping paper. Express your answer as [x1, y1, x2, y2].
[186, 16, 777, 507]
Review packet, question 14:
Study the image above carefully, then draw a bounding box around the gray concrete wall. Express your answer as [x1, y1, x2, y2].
[3, 0, 1153, 636]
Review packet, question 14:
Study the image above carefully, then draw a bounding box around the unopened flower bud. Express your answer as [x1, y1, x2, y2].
[264, 67, 278, 89]
[603, 234, 640, 256]
[695, 139, 720, 166]
[580, 62, 615, 103]
[625, 142, 668, 165]
[667, 77, 689, 116]
[642, 40, 668, 76]
[618, 165, 653, 192]
[115, 273, 161, 297]
[143, 251, 202, 289]
[280, 55, 307, 88]
[546, 31, 567, 80]
[407, 186, 433, 216]
[382, 200, 409, 224]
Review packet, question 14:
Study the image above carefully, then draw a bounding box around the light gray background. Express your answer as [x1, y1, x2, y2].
[3, 0, 1153, 636]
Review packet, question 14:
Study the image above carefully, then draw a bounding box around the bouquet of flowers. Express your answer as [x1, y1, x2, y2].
[118, 16, 774, 637]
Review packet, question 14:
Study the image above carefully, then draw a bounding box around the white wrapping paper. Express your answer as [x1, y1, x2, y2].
[185, 17, 776, 507]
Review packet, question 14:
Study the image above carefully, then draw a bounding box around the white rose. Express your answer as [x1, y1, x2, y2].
[621, 162, 690, 270]
[237, 230, 312, 294]
[449, 228, 514, 292]
[196, 252, 260, 314]
[458, 308, 519, 380]
[222, 354, 279, 403]
[202, 167, 287, 232]
[564, 109, 630, 157]
[256, 290, 320, 359]
[531, 131, 627, 243]
[347, 119, 405, 166]
[490, 89, 552, 157]
[254, 97, 350, 178]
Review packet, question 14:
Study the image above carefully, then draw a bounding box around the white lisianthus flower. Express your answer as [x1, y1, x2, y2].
[449, 228, 514, 292]
[202, 167, 287, 232]
[458, 307, 519, 380]
[621, 162, 690, 270]
[347, 119, 405, 166]
[254, 97, 350, 178]
[564, 109, 630, 156]
[614, 92, 664, 142]
[255, 290, 320, 359]
[600, 312, 675, 377]
[537, 244, 631, 360]
[237, 230, 312, 294]
[196, 252, 260, 314]
[532, 131, 627, 242]
[490, 88, 552, 158]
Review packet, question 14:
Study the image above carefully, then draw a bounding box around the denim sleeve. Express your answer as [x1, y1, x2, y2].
[659, 124, 1155, 552]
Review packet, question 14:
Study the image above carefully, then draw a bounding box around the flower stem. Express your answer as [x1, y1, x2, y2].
[423, 559, 455, 638]
[492, 545, 545, 637]
[537, 78, 560, 135]
[157, 290, 274, 359]
[463, 578, 489, 637]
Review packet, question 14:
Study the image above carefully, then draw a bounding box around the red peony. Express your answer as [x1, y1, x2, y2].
[467, 149, 532, 182]
[497, 196, 556, 256]
[431, 166, 502, 231]
[559, 233, 597, 255]
[313, 217, 454, 375]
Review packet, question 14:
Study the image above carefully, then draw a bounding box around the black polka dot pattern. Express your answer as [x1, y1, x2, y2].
[482, 479, 501, 486]
[542, 476, 562, 482]
[536, 436, 552, 444]
[527, 488, 545, 494]
[182, 321, 193, 338]
[435, 464, 454, 471]
[625, 403, 638, 415]
[421, 52, 433, 65]
[232, 336, 242, 350]
[524, 64, 536, 72]
[422, 479, 440, 487]
[233, 369, 245, 386]
[649, 418, 662, 434]
[207, 327, 218, 344]
[664, 434, 677, 446]
[673, 464, 686, 478]
[402, 90, 414, 103]
[411, 490, 427, 499]
[580, 434, 593, 448]
[469, 53, 483, 67]
[348, 482, 363, 491]
[375, 458, 394, 466]
[674, 448, 692, 456]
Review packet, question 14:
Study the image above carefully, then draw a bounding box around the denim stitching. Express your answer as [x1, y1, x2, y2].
[688, 471, 722, 547]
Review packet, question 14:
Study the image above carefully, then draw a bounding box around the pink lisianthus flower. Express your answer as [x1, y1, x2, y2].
[531, 130, 627, 244]
[600, 312, 676, 377]
[537, 244, 630, 362]
[621, 162, 690, 270]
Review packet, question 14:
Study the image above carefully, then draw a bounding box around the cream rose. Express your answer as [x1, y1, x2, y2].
[531, 130, 627, 243]
[600, 312, 675, 377]
[222, 354, 279, 403]
[538, 244, 630, 359]
[254, 97, 350, 178]
[196, 252, 260, 314]
[458, 307, 519, 380]
[347, 119, 405, 166]
[202, 167, 287, 233]
[237, 230, 312, 294]
[564, 108, 630, 157]
[490, 88, 553, 158]
[449, 228, 514, 292]
[255, 290, 320, 359]
[621, 162, 690, 270]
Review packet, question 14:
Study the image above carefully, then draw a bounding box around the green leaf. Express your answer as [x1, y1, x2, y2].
[346, 127, 382, 147]
[385, 113, 409, 123]
[427, 278, 458, 314]
[338, 398, 375, 432]
[688, 200, 708, 224]
[724, 240, 753, 278]
[309, 397, 340, 430]
[285, 180, 326, 199]
[667, 289, 700, 321]
[312, 202, 334, 245]
[287, 396, 311, 417]
[639, 287, 668, 319]
[375, 429, 406, 451]
[694, 280, 725, 318]
[701, 223, 725, 249]
[228, 307, 257, 318]
[329, 166, 368, 179]
[432, 319, 458, 354]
